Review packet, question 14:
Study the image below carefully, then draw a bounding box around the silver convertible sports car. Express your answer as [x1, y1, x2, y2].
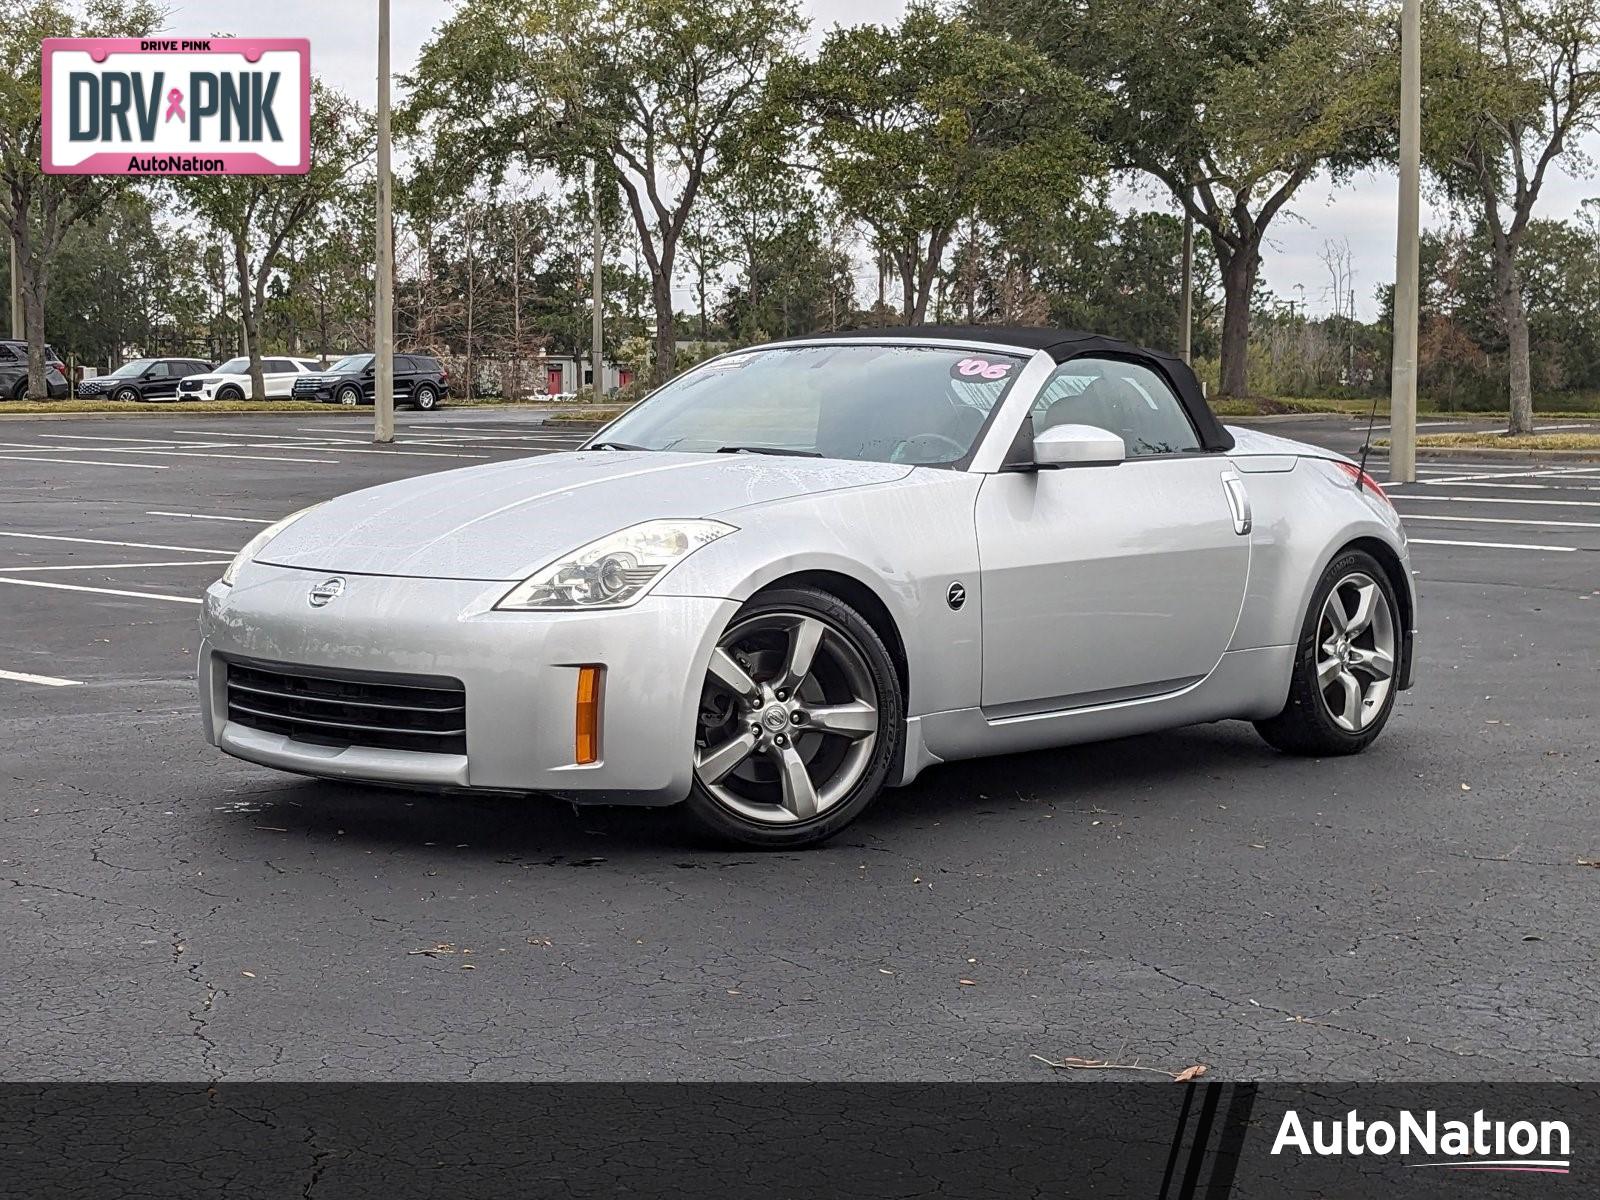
[199, 326, 1416, 847]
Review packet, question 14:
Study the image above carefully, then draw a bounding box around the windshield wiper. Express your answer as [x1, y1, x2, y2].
[586, 440, 652, 451]
[716, 445, 821, 458]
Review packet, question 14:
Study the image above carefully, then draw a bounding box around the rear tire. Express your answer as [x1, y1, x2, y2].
[413, 384, 440, 411]
[681, 586, 902, 849]
[1254, 548, 1401, 756]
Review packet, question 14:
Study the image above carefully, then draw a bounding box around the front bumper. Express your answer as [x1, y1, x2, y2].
[199, 563, 737, 805]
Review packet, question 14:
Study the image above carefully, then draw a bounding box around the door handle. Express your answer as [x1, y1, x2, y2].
[1221, 473, 1252, 535]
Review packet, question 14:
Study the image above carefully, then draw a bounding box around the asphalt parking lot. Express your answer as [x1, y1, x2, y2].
[1, 409, 1595, 1082]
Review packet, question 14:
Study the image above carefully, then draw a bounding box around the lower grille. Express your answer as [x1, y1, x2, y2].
[225, 659, 467, 754]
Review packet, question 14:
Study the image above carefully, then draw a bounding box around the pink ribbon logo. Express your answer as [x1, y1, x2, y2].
[164, 88, 185, 123]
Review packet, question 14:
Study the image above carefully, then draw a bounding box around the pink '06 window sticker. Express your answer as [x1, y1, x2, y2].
[950, 357, 1013, 382]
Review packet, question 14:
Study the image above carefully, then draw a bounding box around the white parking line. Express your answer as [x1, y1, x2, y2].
[1399, 493, 1600, 508]
[0, 668, 82, 687]
[246, 442, 491, 459]
[1418, 480, 1600, 492]
[0, 532, 231, 554]
[33, 434, 234, 448]
[59, 447, 342, 465]
[0, 577, 202, 603]
[0, 454, 168, 470]
[146, 511, 273, 524]
[1398, 512, 1600, 529]
[1411, 537, 1577, 553]
[0, 560, 230, 573]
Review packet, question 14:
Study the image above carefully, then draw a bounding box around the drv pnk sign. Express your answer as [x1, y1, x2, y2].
[42, 38, 310, 175]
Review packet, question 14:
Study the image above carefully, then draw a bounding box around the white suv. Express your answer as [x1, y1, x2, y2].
[177, 356, 324, 401]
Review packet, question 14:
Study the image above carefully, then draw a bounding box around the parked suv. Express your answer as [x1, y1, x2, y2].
[77, 357, 214, 402]
[291, 353, 448, 410]
[177, 356, 323, 401]
[0, 339, 69, 399]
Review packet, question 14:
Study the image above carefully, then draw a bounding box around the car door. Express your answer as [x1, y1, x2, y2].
[974, 356, 1251, 715]
[142, 362, 175, 398]
[263, 358, 294, 397]
[392, 355, 417, 403]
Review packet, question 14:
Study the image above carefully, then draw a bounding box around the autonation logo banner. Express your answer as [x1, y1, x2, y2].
[41, 37, 309, 175]
[1273, 1106, 1573, 1175]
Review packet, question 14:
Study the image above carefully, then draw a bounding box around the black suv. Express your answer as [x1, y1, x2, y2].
[0, 339, 69, 399]
[292, 353, 448, 410]
[77, 357, 213, 402]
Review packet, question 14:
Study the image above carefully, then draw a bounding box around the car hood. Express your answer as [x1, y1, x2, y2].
[254, 450, 914, 580]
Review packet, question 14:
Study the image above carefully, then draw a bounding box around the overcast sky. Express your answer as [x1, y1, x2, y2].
[177, 0, 1599, 321]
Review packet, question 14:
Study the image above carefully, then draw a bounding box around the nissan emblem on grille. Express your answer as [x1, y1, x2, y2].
[308, 577, 346, 607]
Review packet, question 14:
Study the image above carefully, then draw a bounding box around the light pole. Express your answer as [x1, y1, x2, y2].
[591, 164, 604, 395]
[1389, 0, 1421, 483]
[1179, 213, 1193, 365]
[373, 0, 396, 444]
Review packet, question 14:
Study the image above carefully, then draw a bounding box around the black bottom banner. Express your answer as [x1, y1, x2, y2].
[1, 1083, 1592, 1198]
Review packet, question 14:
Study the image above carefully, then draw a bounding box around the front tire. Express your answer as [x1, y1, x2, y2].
[216, 384, 244, 401]
[114, 386, 139, 403]
[337, 385, 362, 407]
[682, 586, 902, 849]
[1254, 549, 1400, 756]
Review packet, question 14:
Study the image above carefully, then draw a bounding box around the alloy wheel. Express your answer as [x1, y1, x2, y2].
[694, 611, 880, 825]
[1316, 571, 1396, 732]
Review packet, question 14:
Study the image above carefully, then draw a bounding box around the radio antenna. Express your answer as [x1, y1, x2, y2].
[1355, 388, 1381, 492]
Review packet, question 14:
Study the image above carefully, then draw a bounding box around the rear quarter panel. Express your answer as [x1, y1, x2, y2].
[1229, 454, 1415, 654]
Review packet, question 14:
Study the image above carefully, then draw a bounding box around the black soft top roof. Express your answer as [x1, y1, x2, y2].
[780, 324, 1233, 452]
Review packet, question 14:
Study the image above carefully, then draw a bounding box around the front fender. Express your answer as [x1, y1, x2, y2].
[655, 469, 985, 717]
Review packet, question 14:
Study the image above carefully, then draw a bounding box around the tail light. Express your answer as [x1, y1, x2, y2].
[1334, 461, 1390, 504]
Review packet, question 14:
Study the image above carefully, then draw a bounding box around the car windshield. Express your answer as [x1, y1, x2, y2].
[214, 357, 249, 375]
[595, 344, 1027, 466]
[329, 354, 372, 374]
[109, 359, 155, 378]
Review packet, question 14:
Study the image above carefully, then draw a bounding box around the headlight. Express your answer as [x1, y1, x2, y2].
[220, 504, 322, 586]
[495, 519, 735, 611]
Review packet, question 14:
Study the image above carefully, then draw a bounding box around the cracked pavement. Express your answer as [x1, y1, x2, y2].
[0, 412, 1596, 1081]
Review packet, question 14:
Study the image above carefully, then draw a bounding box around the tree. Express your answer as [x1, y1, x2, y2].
[791, 4, 1103, 325]
[177, 85, 372, 398]
[975, 0, 1391, 396]
[1423, 0, 1600, 433]
[0, 0, 161, 396]
[403, 0, 804, 384]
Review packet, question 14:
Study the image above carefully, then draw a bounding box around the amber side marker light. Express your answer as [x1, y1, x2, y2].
[575, 666, 604, 764]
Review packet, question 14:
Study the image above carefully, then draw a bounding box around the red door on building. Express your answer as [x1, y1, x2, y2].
[546, 364, 563, 395]
[618, 369, 633, 388]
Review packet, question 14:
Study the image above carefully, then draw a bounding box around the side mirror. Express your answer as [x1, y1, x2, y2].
[1032, 423, 1125, 468]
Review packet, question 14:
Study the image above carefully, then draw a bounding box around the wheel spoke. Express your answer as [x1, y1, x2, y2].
[707, 647, 760, 702]
[695, 730, 758, 785]
[1317, 654, 1343, 689]
[1322, 592, 1349, 637]
[806, 699, 877, 739]
[1348, 645, 1394, 680]
[1333, 670, 1363, 731]
[776, 616, 824, 693]
[775, 744, 819, 819]
[1344, 584, 1379, 635]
